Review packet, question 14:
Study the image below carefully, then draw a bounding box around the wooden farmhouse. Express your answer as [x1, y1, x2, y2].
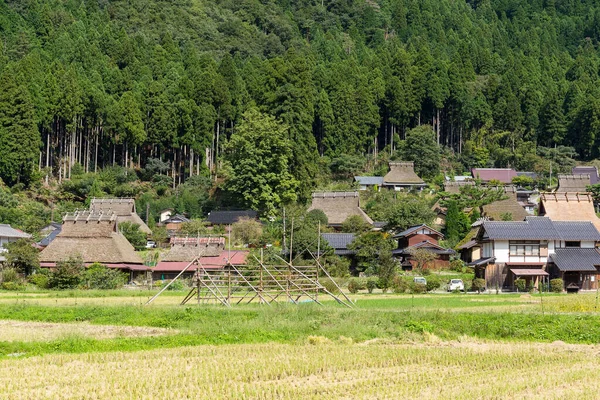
[39, 211, 145, 275]
[153, 236, 248, 280]
[383, 162, 426, 191]
[90, 198, 152, 234]
[391, 224, 455, 270]
[308, 191, 373, 229]
[467, 216, 600, 291]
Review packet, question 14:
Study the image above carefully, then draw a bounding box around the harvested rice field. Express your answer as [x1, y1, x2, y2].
[2, 340, 600, 399]
[1, 292, 600, 399]
[0, 320, 175, 342]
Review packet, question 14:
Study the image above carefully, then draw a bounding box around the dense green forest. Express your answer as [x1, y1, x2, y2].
[1, 0, 600, 215]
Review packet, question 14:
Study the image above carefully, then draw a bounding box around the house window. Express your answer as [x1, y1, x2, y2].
[509, 241, 539, 256]
[565, 241, 581, 248]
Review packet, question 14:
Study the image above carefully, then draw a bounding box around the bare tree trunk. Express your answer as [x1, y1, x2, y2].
[436, 108, 440, 145]
[172, 150, 176, 189]
[189, 146, 194, 178]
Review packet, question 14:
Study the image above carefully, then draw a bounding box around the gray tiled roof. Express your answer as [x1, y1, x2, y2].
[0, 224, 30, 239]
[550, 248, 600, 272]
[393, 224, 443, 239]
[207, 210, 257, 225]
[321, 233, 356, 249]
[482, 217, 600, 241]
[38, 226, 61, 247]
[482, 217, 562, 240]
[554, 221, 600, 241]
[354, 176, 384, 186]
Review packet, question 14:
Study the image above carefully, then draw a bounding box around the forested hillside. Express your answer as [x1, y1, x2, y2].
[1, 0, 600, 209]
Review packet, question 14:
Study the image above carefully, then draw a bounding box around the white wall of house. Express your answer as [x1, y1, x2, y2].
[554, 240, 596, 249]
[482, 242, 493, 258]
[0, 236, 19, 252]
[494, 240, 510, 262]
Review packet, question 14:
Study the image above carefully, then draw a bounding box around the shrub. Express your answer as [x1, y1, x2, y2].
[48, 256, 85, 289]
[449, 259, 465, 272]
[319, 277, 341, 294]
[1, 281, 24, 290]
[0, 267, 19, 283]
[472, 278, 486, 293]
[425, 276, 441, 292]
[366, 278, 378, 293]
[410, 282, 427, 294]
[232, 218, 263, 246]
[514, 278, 526, 292]
[166, 279, 185, 291]
[347, 278, 366, 294]
[392, 276, 408, 293]
[550, 278, 564, 293]
[29, 273, 49, 289]
[82, 263, 127, 289]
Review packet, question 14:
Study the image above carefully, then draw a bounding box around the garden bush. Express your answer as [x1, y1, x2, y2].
[319, 277, 342, 294]
[449, 259, 465, 272]
[82, 263, 127, 289]
[347, 278, 366, 294]
[425, 276, 441, 292]
[1, 281, 24, 290]
[472, 278, 486, 293]
[392, 276, 408, 293]
[409, 282, 427, 294]
[48, 256, 85, 289]
[29, 272, 49, 289]
[514, 278, 526, 292]
[550, 278, 564, 293]
[366, 278, 378, 293]
[0, 267, 19, 284]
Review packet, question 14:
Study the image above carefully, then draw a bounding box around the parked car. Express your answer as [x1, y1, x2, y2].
[145, 240, 157, 249]
[413, 277, 427, 285]
[448, 279, 465, 292]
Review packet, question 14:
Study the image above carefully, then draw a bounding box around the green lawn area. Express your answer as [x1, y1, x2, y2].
[0, 290, 599, 359]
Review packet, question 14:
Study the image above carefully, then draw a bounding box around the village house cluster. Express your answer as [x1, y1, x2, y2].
[0, 162, 599, 293]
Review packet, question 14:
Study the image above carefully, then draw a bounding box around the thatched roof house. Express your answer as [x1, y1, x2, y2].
[482, 197, 529, 222]
[383, 162, 426, 190]
[161, 237, 225, 262]
[39, 211, 143, 267]
[557, 174, 590, 192]
[443, 181, 475, 194]
[308, 192, 373, 228]
[539, 192, 600, 232]
[90, 198, 152, 234]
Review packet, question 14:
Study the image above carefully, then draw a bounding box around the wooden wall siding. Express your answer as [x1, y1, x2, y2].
[484, 263, 508, 290]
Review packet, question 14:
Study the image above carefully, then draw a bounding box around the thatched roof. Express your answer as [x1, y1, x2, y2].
[161, 237, 225, 261]
[39, 211, 143, 265]
[308, 192, 373, 227]
[90, 198, 152, 234]
[539, 192, 600, 232]
[443, 181, 475, 194]
[557, 174, 589, 193]
[482, 193, 529, 221]
[383, 162, 425, 185]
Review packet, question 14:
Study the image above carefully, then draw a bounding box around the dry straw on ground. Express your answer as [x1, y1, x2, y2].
[0, 320, 175, 342]
[1, 341, 600, 399]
